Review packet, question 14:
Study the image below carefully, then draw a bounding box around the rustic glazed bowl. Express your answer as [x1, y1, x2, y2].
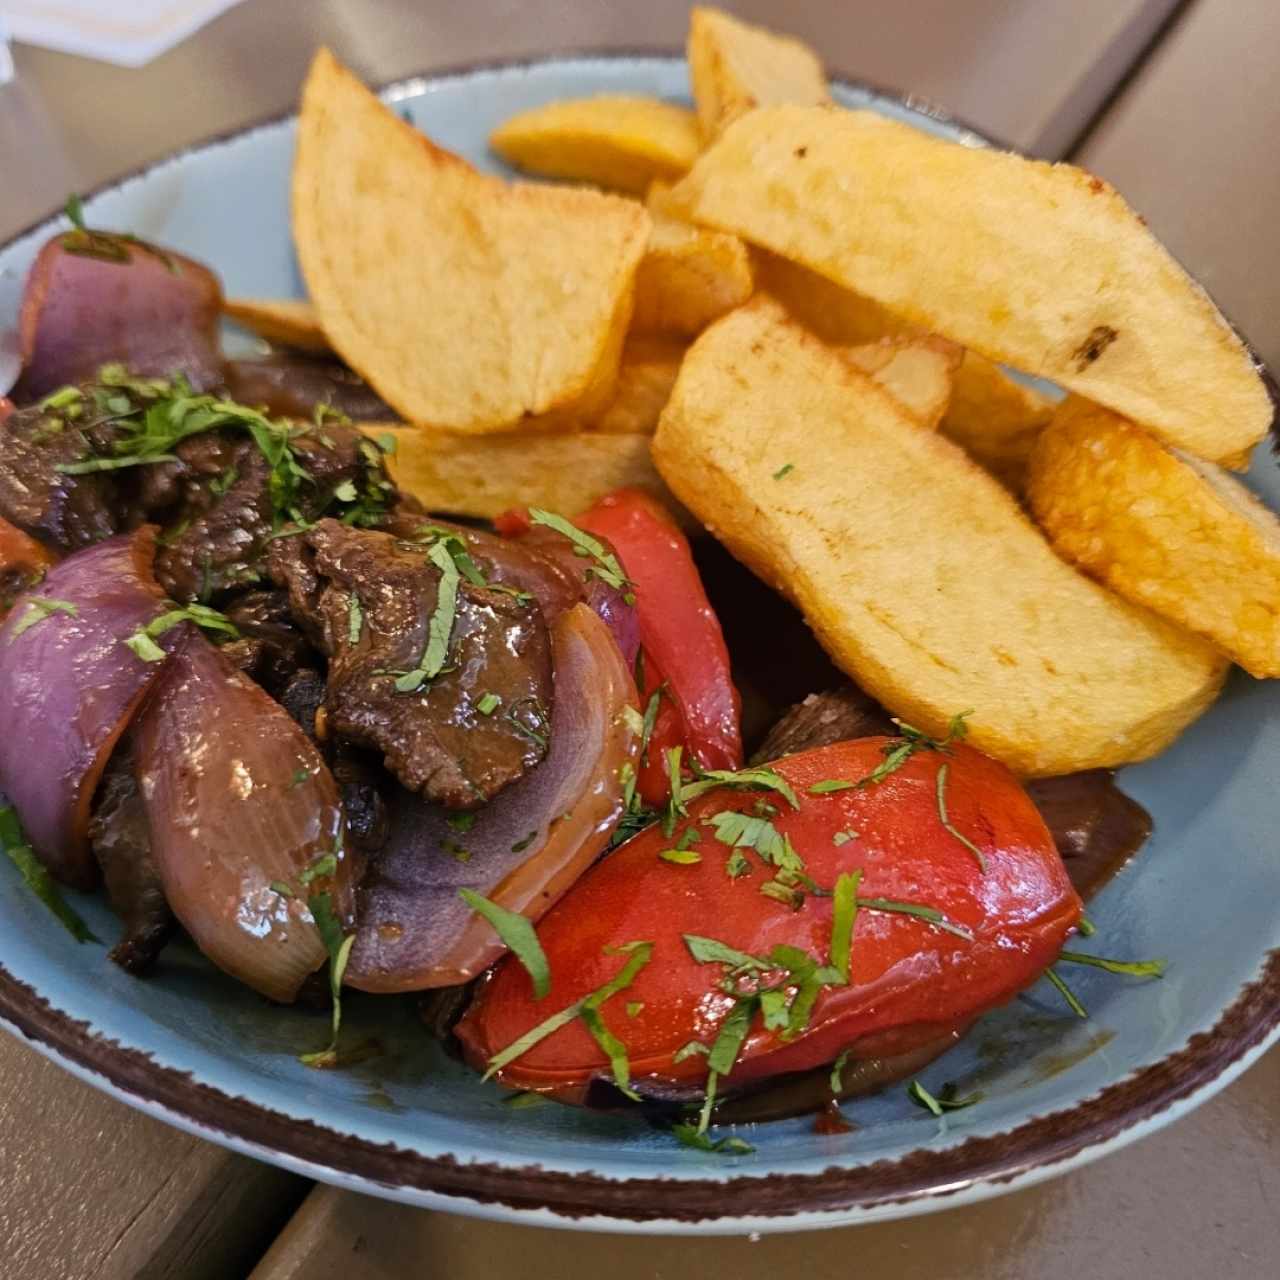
[0, 56, 1277, 1234]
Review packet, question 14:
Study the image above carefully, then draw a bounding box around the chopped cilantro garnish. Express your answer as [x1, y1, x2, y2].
[0, 806, 98, 943]
[527, 509, 633, 593]
[659, 848, 702, 865]
[458, 889, 550, 999]
[707, 809, 804, 880]
[269, 880, 294, 898]
[8, 597, 78, 640]
[580, 1005, 640, 1099]
[299, 892, 355, 1068]
[1045, 966, 1088, 1018]
[347, 593, 364, 644]
[829, 871, 860, 983]
[289, 768, 312, 789]
[935, 763, 987, 872]
[1077, 915, 1097, 938]
[376, 432, 398, 456]
[830, 1049, 851, 1094]
[124, 602, 240, 663]
[620, 704, 646, 737]
[476, 692, 502, 716]
[856, 896, 974, 941]
[724, 849, 751, 879]
[626, 1001, 644, 1018]
[682, 934, 768, 972]
[673, 1039, 710, 1064]
[772, 463, 794, 480]
[394, 540, 459, 692]
[808, 779, 856, 794]
[832, 830, 858, 846]
[510, 831, 538, 854]
[638, 685, 665, 766]
[299, 851, 338, 885]
[483, 941, 652, 1080]
[759, 879, 803, 909]
[907, 1080, 983, 1115]
[671, 1124, 754, 1156]
[64, 193, 86, 230]
[1058, 950, 1166, 979]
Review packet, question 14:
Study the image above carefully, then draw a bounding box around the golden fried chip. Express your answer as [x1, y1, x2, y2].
[1029, 398, 1280, 677]
[842, 337, 960, 430]
[590, 337, 686, 434]
[367, 424, 690, 526]
[687, 6, 830, 142]
[652, 299, 1226, 776]
[293, 49, 650, 432]
[943, 357, 1057, 491]
[669, 107, 1270, 463]
[490, 95, 699, 194]
[631, 215, 754, 337]
[223, 298, 329, 353]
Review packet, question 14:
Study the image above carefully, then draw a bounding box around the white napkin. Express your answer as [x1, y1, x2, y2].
[0, 0, 246, 68]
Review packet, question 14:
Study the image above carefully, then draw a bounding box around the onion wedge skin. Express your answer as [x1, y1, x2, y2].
[133, 632, 355, 1003]
[0, 527, 169, 887]
[347, 604, 639, 992]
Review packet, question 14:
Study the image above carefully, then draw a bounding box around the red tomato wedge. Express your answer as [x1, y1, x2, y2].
[575, 489, 742, 781]
[456, 739, 1081, 1101]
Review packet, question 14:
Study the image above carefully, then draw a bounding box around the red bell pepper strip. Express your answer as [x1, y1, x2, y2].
[456, 738, 1081, 1102]
[576, 489, 742, 781]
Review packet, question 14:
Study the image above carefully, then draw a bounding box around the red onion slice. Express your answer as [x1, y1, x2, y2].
[14, 233, 223, 401]
[0, 527, 169, 887]
[347, 604, 639, 992]
[133, 632, 356, 1003]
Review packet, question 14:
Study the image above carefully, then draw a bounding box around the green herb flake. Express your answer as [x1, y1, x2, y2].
[64, 193, 86, 230]
[808, 779, 856, 794]
[8, 597, 78, 640]
[580, 1005, 640, 1099]
[484, 941, 652, 1080]
[935, 763, 988, 872]
[1045, 966, 1089, 1018]
[299, 893, 355, 1068]
[395, 540, 460, 692]
[659, 847, 702, 866]
[638, 685, 664, 765]
[510, 831, 538, 854]
[682, 934, 767, 972]
[528, 509, 633, 593]
[830, 1049, 851, 1095]
[832, 830, 858, 847]
[626, 1001, 644, 1019]
[289, 768, 313, 789]
[857, 896, 974, 941]
[476, 692, 502, 716]
[759, 879, 803, 909]
[829, 870, 861, 983]
[670, 1124, 754, 1156]
[347, 593, 364, 645]
[907, 1080, 983, 1116]
[458, 888, 550, 999]
[502, 1091, 547, 1109]
[376, 432, 398, 456]
[1076, 915, 1097, 938]
[124, 603, 241, 663]
[333, 480, 358, 504]
[772, 463, 794, 480]
[0, 806, 99, 943]
[724, 849, 751, 879]
[268, 880, 295, 899]
[299, 852, 338, 886]
[673, 1040, 710, 1064]
[446, 812, 477, 835]
[1058, 949, 1166, 980]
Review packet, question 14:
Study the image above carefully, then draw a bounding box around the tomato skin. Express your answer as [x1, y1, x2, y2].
[576, 489, 742, 779]
[455, 739, 1081, 1098]
[0, 515, 56, 617]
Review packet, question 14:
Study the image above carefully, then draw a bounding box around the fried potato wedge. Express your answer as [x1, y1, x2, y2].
[591, 336, 686, 434]
[490, 95, 699, 194]
[652, 299, 1226, 776]
[687, 6, 831, 142]
[223, 297, 329, 353]
[669, 107, 1270, 463]
[757, 251, 1053, 483]
[843, 337, 960, 430]
[1029, 398, 1280, 677]
[367, 424, 689, 526]
[294, 49, 650, 432]
[943, 357, 1057, 491]
[631, 215, 754, 337]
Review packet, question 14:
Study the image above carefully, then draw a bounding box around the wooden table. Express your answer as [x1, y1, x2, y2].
[1, 2, 1276, 1275]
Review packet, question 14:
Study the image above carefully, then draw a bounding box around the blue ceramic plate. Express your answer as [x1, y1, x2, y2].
[1, 56, 1277, 1234]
